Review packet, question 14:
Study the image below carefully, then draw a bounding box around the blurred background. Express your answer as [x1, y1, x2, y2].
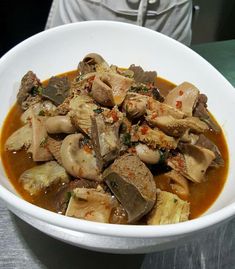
[0, 0, 234, 57]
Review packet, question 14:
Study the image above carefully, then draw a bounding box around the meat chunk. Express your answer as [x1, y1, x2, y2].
[65, 187, 115, 223]
[193, 94, 221, 133]
[45, 116, 76, 134]
[195, 134, 224, 167]
[91, 72, 133, 107]
[16, 71, 41, 110]
[47, 137, 63, 165]
[60, 134, 101, 181]
[123, 92, 148, 119]
[164, 82, 199, 116]
[161, 170, 189, 200]
[31, 113, 53, 162]
[147, 190, 190, 225]
[91, 107, 123, 170]
[147, 98, 185, 119]
[146, 114, 209, 137]
[132, 124, 178, 149]
[103, 154, 157, 223]
[19, 161, 69, 195]
[41, 76, 70, 105]
[68, 95, 98, 136]
[167, 144, 215, 183]
[128, 65, 157, 84]
[5, 124, 32, 151]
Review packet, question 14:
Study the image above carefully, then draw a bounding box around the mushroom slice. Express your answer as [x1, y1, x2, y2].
[65, 187, 114, 223]
[91, 107, 123, 170]
[146, 114, 209, 137]
[19, 161, 69, 195]
[91, 72, 133, 107]
[147, 190, 190, 225]
[45, 116, 76, 134]
[60, 134, 101, 181]
[147, 98, 185, 119]
[132, 124, 178, 149]
[103, 154, 157, 223]
[68, 95, 98, 136]
[167, 144, 215, 183]
[135, 143, 161, 164]
[164, 82, 199, 117]
[78, 53, 110, 75]
[31, 113, 53, 162]
[123, 92, 149, 119]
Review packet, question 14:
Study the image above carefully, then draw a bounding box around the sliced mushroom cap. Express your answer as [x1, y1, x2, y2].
[60, 134, 101, 181]
[164, 82, 199, 117]
[135, 143, 161, 164]
[103, 154, 157, 223]
[91, 72, 133, 107]
[45, 116, 76, 134]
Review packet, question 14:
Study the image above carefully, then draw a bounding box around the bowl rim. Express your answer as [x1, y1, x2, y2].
[0, 20, 234, 238]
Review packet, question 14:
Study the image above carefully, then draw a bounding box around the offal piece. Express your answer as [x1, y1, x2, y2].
[146, 114, 209, 137]
[16, 71, 41, 110]
[45, 115, 76, 134]
[147, 190, 190, 225]
[65, 187, 114, 223]
[167, 144, 215, 183]
[91, 72, 133, 106]
[60, 134, 101, 181]
[164, 82, 199, 117]
[103, 154, 157, 223]
[91, 107, 123, 170]
[19, 161, 69, 195]
[128, 65, 157, 84]
[5, 124, 32, 151]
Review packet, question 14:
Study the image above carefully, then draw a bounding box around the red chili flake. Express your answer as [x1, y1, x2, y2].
[110, 110, 118, 122]
[151, 112, 158, 119]
[140, 125, 149, 135]
[83, 144, 92, 154]
[176, 100, 182, 109]
[179, 90, 184, 96]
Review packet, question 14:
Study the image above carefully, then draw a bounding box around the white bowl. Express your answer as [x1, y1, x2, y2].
[0, 21, 235, 254]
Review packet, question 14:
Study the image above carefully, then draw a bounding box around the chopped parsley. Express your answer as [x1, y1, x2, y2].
[93, 107, 104, 114]
[122, 133, 131, 146]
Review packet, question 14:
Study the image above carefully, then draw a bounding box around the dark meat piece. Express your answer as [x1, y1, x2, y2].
[129, 65, 157, 84]
[17, 71, 41, 110]
[193, 94, 221, 133]
[195, 134, 224, 167]
[41, 76, 70, 105]
[103, 153, 157, 223]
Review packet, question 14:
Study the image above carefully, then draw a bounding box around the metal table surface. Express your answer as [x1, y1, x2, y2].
[0, 40, 235, 269]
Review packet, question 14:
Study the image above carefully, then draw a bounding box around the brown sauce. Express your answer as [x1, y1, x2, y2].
[0, 71, 229, 220]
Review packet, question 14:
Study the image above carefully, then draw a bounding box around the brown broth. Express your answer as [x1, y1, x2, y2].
[0, 71, 229, 220]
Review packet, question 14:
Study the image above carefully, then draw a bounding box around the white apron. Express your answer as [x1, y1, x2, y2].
[46, 0, 192, 45]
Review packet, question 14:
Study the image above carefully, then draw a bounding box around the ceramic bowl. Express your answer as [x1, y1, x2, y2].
[0, 21, 235, 254]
